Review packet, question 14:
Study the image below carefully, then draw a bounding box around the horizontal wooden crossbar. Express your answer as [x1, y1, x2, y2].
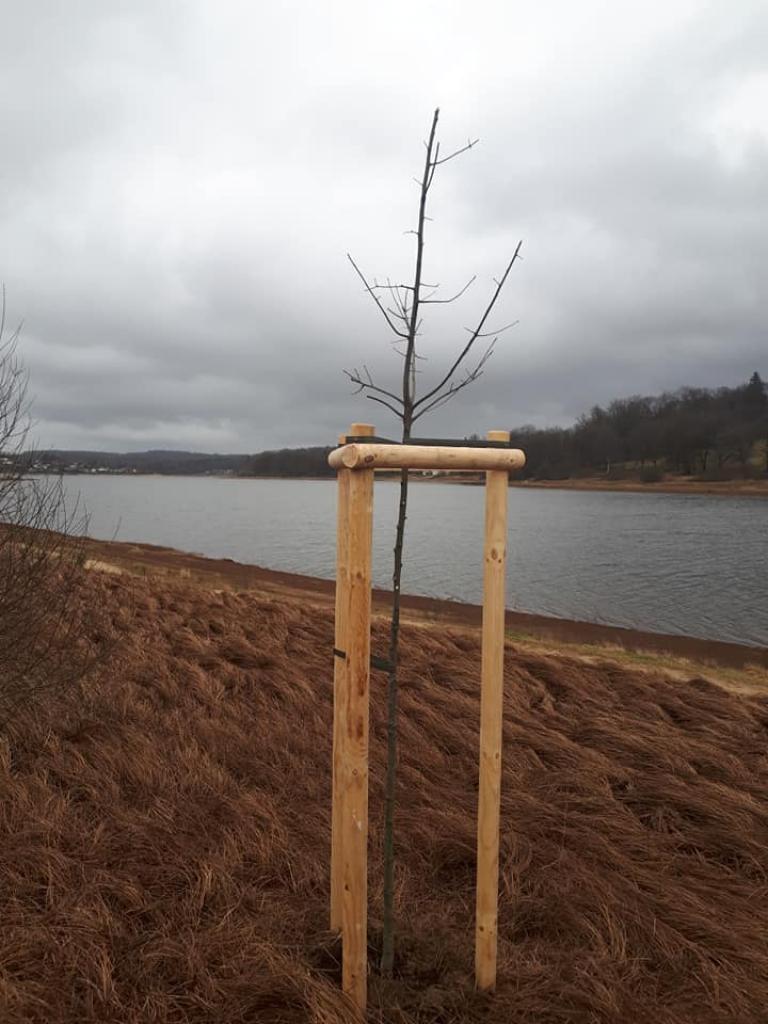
[328, 442, 526, 473]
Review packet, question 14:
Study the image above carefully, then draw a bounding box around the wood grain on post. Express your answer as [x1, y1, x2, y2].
[331, 425, 373, 933]
[475, 429, 510, 991]
[330, 436, 349, 932]
[329, 442, 524, 474]
[341, 428, 375, 1012]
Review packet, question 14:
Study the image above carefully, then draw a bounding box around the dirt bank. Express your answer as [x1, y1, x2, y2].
[508, 476, 768, 497]
[78, 534, 768, 672]
[1, 568, 767, 1023]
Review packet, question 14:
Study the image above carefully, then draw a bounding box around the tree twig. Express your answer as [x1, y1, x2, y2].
[420, 275, 477, 304]
[347, 254, 409, 339]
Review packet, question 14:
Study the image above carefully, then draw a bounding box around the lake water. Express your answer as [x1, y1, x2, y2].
[61, 475, 767, 648]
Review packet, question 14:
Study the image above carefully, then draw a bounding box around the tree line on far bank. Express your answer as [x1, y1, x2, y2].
[31, 372, 766, 482]
[250, 371, 767, 481]
[508, 371, 766, 481]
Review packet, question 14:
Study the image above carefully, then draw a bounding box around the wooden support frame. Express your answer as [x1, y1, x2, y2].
[330, 425, 523, 1014]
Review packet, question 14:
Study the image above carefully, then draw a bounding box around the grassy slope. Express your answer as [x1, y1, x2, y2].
[1, 569, 767, 1023]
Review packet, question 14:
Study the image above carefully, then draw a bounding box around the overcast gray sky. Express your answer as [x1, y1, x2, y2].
[1, 0, 765, 452]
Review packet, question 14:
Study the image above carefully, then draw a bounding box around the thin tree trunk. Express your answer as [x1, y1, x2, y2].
[379, 110, 437, 977]
[380, 410, 415, 976]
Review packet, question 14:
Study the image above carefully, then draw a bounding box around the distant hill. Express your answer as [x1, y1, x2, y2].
[30, 449, 253, 475]
[27, 447, 335, 477]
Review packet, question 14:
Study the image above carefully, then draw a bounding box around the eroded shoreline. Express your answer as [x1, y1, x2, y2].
[80, 534, 768, 671]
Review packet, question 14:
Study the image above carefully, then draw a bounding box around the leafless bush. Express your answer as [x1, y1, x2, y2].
[0, 288, 92, 727]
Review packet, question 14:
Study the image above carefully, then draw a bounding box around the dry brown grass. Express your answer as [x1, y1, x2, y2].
[1, 570, 767, 1023]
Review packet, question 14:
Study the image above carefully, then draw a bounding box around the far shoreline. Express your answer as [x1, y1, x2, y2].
[55, 470, 768, 498]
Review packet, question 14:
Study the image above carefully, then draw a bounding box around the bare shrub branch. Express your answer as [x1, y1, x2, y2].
[0, 289, 101, 729]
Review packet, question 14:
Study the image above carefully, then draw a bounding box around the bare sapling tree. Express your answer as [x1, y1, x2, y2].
[345, 108, 522, 974]
[0, 287, 94, 729]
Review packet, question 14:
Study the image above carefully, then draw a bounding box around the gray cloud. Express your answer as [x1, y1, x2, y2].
[1, 0, 766, 451]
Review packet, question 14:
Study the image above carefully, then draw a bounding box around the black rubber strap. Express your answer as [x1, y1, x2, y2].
[341, 435, 513, 449]
[333, 648, 394, 673]
[342, 435, 397, 445]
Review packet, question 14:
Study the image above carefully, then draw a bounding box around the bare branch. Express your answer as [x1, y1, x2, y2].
[343, 368, 404, 406]
[369, 277, 421, 297]
[421, 275, 477, 305]
[386, 306, 410, 323]
[463, 319, 518, 338]
[365, 393, 404, 419]
[412, 340, 496, 421]
[347, 254, 409, 339]
[413, 240, 522, 411]
[430, 137, 480, 166]
[385, 278, 410, 321]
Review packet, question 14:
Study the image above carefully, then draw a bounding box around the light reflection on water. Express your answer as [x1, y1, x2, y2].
[62, 475, 767, 648]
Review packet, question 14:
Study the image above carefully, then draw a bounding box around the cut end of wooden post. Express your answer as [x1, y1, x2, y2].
[347, 423, 375, 441]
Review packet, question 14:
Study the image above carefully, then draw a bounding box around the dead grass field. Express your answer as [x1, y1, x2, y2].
[1, 567, 767, 1023]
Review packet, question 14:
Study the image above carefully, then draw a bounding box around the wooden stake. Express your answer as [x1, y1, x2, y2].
[475, 429, 510, 991]
[331, 437, 349, 932]
[341, 427, 375, 1012]
[331, 425, 373, 933]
